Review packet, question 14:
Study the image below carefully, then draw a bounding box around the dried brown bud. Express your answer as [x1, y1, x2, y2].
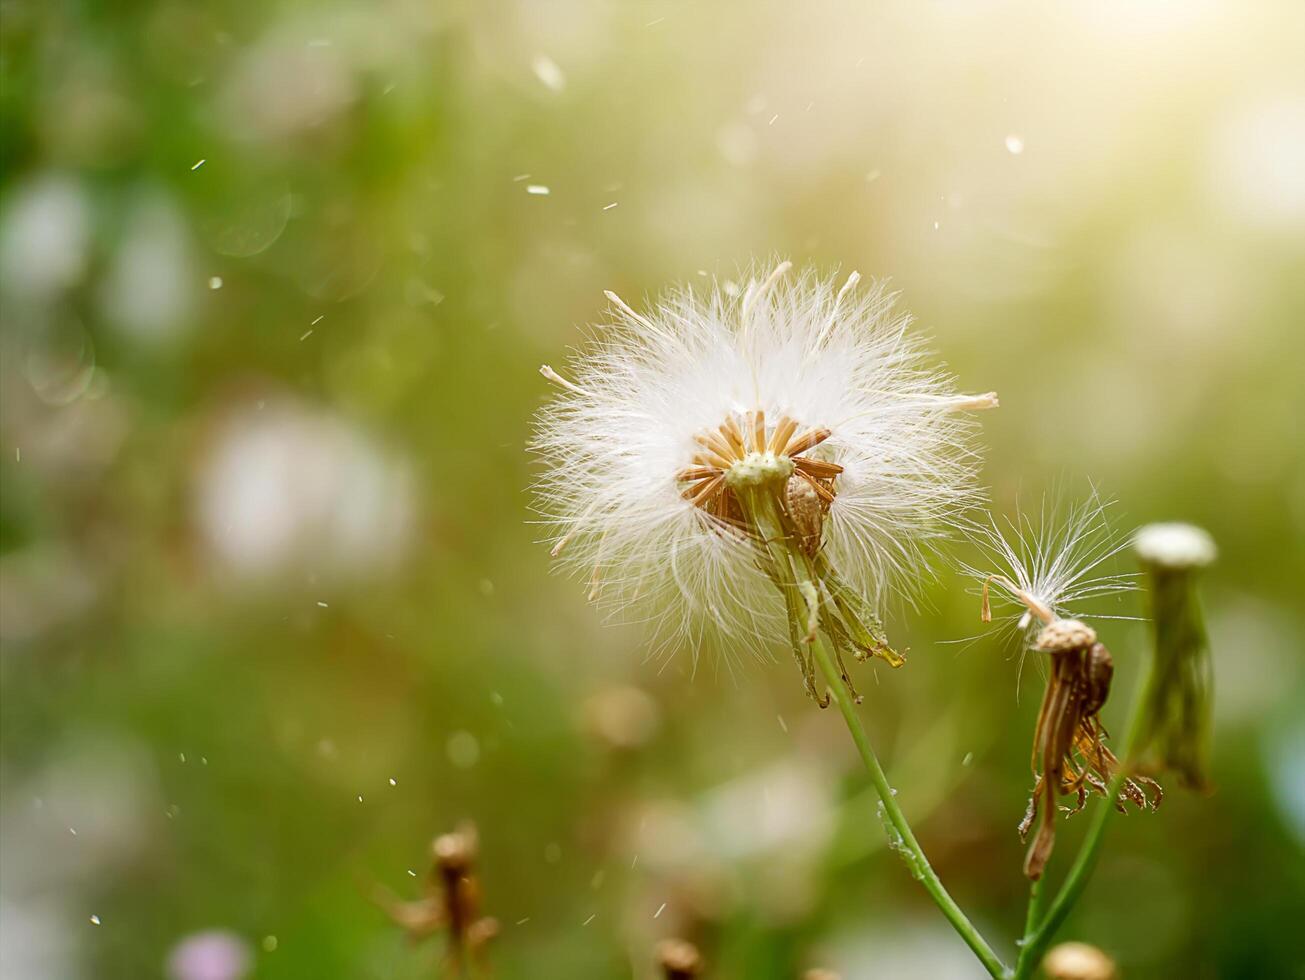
[1043, 941, 1117, 980]
[657, 938, 703, 979]
[1035, 619, 1097, 653]
[432, 826, 477, 874]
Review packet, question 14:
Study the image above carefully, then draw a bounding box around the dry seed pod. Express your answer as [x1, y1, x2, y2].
[1035, 619, 1097, 653]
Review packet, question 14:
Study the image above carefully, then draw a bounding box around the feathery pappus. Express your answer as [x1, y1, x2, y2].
[532, 260, 997, 694]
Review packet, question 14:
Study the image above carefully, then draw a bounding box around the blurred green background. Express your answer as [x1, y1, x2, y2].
[2, 1, 1303, 977]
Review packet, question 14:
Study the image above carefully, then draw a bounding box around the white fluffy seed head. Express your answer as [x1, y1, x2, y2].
[965, 493, 1137, 645]
[531, 262, 993, 663]
[1133, 522, 1217, 570]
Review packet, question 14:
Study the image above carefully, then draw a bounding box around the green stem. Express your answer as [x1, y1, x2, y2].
[739, 485, 1008, 978]
[1013, 682, 1149, 978]
[1021, 877, 1046, 946]
[809, 634, 1011, 979]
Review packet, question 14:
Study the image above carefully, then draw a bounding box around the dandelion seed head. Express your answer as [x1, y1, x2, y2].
[965, 493, 1137, 647]
[532, 261, 993, 664]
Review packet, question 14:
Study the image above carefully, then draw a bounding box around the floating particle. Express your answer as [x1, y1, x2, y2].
[962, 751, 974, 767]
[90, 915, 101, 926]
[316, 601, 328, 608]
[1005, 134, 1025, 155]
[69, 827, 77, 836]
[208, 276, 223, 290]
[357, 794, 364, 803]
[299, 330, 313, 341]
[179, 753, 187, 763]
[602, 202, 618, 211]
[654, 902, 667, 919]
[389, 777, 397, 786]
[515, 917, 530, 925]
[777, 714, 788, 733]
[531, 55, 566, 93]
[191, 159, 206, 171]
[407, 869, 417, 877]
[262, 936, 278, 952]
[582, 914, 596, 926]
[526, 185, 550, 196]
[311, 314, 324, 325]
[768, 114, 779, 126]
[512, 173, 531, 182]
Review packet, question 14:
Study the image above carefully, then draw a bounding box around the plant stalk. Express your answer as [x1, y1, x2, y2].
[740, 484, 1008, 978]
[809, 631, 1010, 979]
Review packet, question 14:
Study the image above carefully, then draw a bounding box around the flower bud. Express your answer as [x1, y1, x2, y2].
[1133, 522, 1217, 790]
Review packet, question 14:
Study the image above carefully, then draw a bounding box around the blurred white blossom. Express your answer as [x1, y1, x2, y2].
[194, 396, 415, 584]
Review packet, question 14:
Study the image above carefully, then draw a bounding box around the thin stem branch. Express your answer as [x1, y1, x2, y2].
[809, 635, 1011, 979]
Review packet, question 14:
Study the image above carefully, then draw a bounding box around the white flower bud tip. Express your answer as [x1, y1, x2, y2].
[1133, 522, 1216, 570]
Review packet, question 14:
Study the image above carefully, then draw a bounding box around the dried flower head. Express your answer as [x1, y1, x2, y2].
[375, 823, 498, 973]
[969, 499, 1159, 878]
[533, 261, 996, 688]
[1133, 522, 1217, 790]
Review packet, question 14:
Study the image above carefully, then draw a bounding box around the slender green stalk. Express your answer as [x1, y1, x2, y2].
[809, 634, 1011, 979]
[1020, 878, 1046, 947]
[739, 485, 1008, 977]
[1013, 683, 1149, 978]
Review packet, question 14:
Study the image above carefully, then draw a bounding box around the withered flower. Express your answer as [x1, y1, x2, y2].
[375, 823, 499, 976]
[971, 499, 1160, 879]
[1133, 522, 1217, 791]
[1019, 619, 1160, 880]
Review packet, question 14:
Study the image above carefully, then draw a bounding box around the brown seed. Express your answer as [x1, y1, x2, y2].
[785, 475, 824, 557]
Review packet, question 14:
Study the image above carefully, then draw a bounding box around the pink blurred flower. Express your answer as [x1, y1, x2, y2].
[166, 931, 251, 980]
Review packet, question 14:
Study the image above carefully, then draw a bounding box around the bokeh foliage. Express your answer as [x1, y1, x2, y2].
[2, 1, 1303, 977]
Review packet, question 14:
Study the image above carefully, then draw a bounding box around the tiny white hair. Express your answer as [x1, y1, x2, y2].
[963, 491, 1138, 648]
